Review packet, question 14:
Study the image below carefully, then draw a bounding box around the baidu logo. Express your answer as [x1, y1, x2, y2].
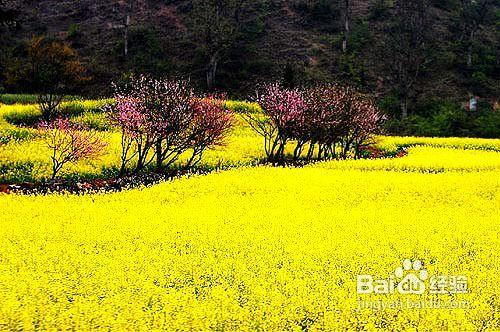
[357, 258, 468, 295]
[357, 258, 470, 310]
[357, 259, 428, 294]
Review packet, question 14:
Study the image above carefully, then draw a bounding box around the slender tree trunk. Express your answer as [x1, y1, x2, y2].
[136, 139, 145, 172]
[342, 0, 350, 53]
[206, 52, 219, 90]
[155, 139, 162, 171]
[467, 28, 475, 68]
[277, 141, 285, 162]
[124, 14, 130, 56]
[51, 156, 59, 181]
[306, 143, 315, 160]
[119, 133, 129, 176]
[136, 153, 144, 172]
[269, 135, 280, 161]
[401, 96, 408, 119]
[293, 142, 304, 160]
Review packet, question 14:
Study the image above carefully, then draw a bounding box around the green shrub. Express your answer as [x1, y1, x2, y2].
[67, 24, 81, 39]
[378, 93, 401, 118]
[475, 111, 500, 138]
[71, 112, 111, 131]
[384, 101, 499, 138]
[224, 100, 262, 114]
[3, 99, 114, 127]
[0, 94, 78, 105]
[0, 128, 36, 144]
[3, 105, 41, 126]
[58, 99, 114, 116]
[0, 94, 39, 105]
[0, 161, 36, 183]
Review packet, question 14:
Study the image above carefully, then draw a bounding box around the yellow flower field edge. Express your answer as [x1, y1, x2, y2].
[1, 99, 500, 185]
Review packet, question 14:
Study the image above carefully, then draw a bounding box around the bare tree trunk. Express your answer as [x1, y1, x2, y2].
[342, 0, 350, 53]
[124, 14, 130, 56]
[401, 96, 408, 119]
[39, 93, 63, 120]
[206, 52, 219, 90]
[155, 139, 162, 171]
[112, 1, 132, 57]
[306, 143, 315, 160]
[466, 28, 475, 67]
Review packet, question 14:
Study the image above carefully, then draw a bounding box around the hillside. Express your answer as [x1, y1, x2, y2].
[0, 0, 498, 118]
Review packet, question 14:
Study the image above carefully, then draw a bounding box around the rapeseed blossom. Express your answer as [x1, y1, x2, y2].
[1, 145, 499, 329]
[0, 100, 499, 330]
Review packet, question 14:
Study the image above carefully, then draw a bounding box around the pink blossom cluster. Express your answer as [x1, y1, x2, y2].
[39, 117, 107, 180]
[107, 75, 234, 174]
[245, 83, 385, 162]
[255, 83, 308, 139]
[186, 98, 235, 166]
[304, 84, 386, 159]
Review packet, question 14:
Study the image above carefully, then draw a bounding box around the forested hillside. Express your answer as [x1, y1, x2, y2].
[0, 0, 498, 135]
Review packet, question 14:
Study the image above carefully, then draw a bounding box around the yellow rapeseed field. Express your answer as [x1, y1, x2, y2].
[0, 100, 499, 330]
[0, 144, 499, 330]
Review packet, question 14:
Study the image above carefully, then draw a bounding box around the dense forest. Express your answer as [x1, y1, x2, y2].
[0, 0, 499, 136]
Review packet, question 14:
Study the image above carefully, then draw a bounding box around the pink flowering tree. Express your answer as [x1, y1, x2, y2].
[107, 95, 153, 175]
[185, 98, 234, 168]
[304, 85, 353, 159]
[39, 118, 107, 180]
[302, 84, 386, 160]
[107, 75, 234, 174]
[244, 82, 385, 162]
[242, 83, 308, 162]
[347, 93, 386, 159]
[107, 76, 194, 173]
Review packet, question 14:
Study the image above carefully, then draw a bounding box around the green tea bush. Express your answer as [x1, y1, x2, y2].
[3, 99, 114, 127]
[0, 94, 39, 105]
[58, 99, 114, 116]
[3, 105, 40, 126]
[0, 161, 36, 183]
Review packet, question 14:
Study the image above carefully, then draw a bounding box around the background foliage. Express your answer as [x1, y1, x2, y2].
[0, 0, 498, 136]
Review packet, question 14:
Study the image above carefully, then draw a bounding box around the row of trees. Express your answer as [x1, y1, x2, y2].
[40, 76, 234, 180]
[39, 78, 384, 181]
[0, 36, 383, 179]
[243, 83, 385, 162]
